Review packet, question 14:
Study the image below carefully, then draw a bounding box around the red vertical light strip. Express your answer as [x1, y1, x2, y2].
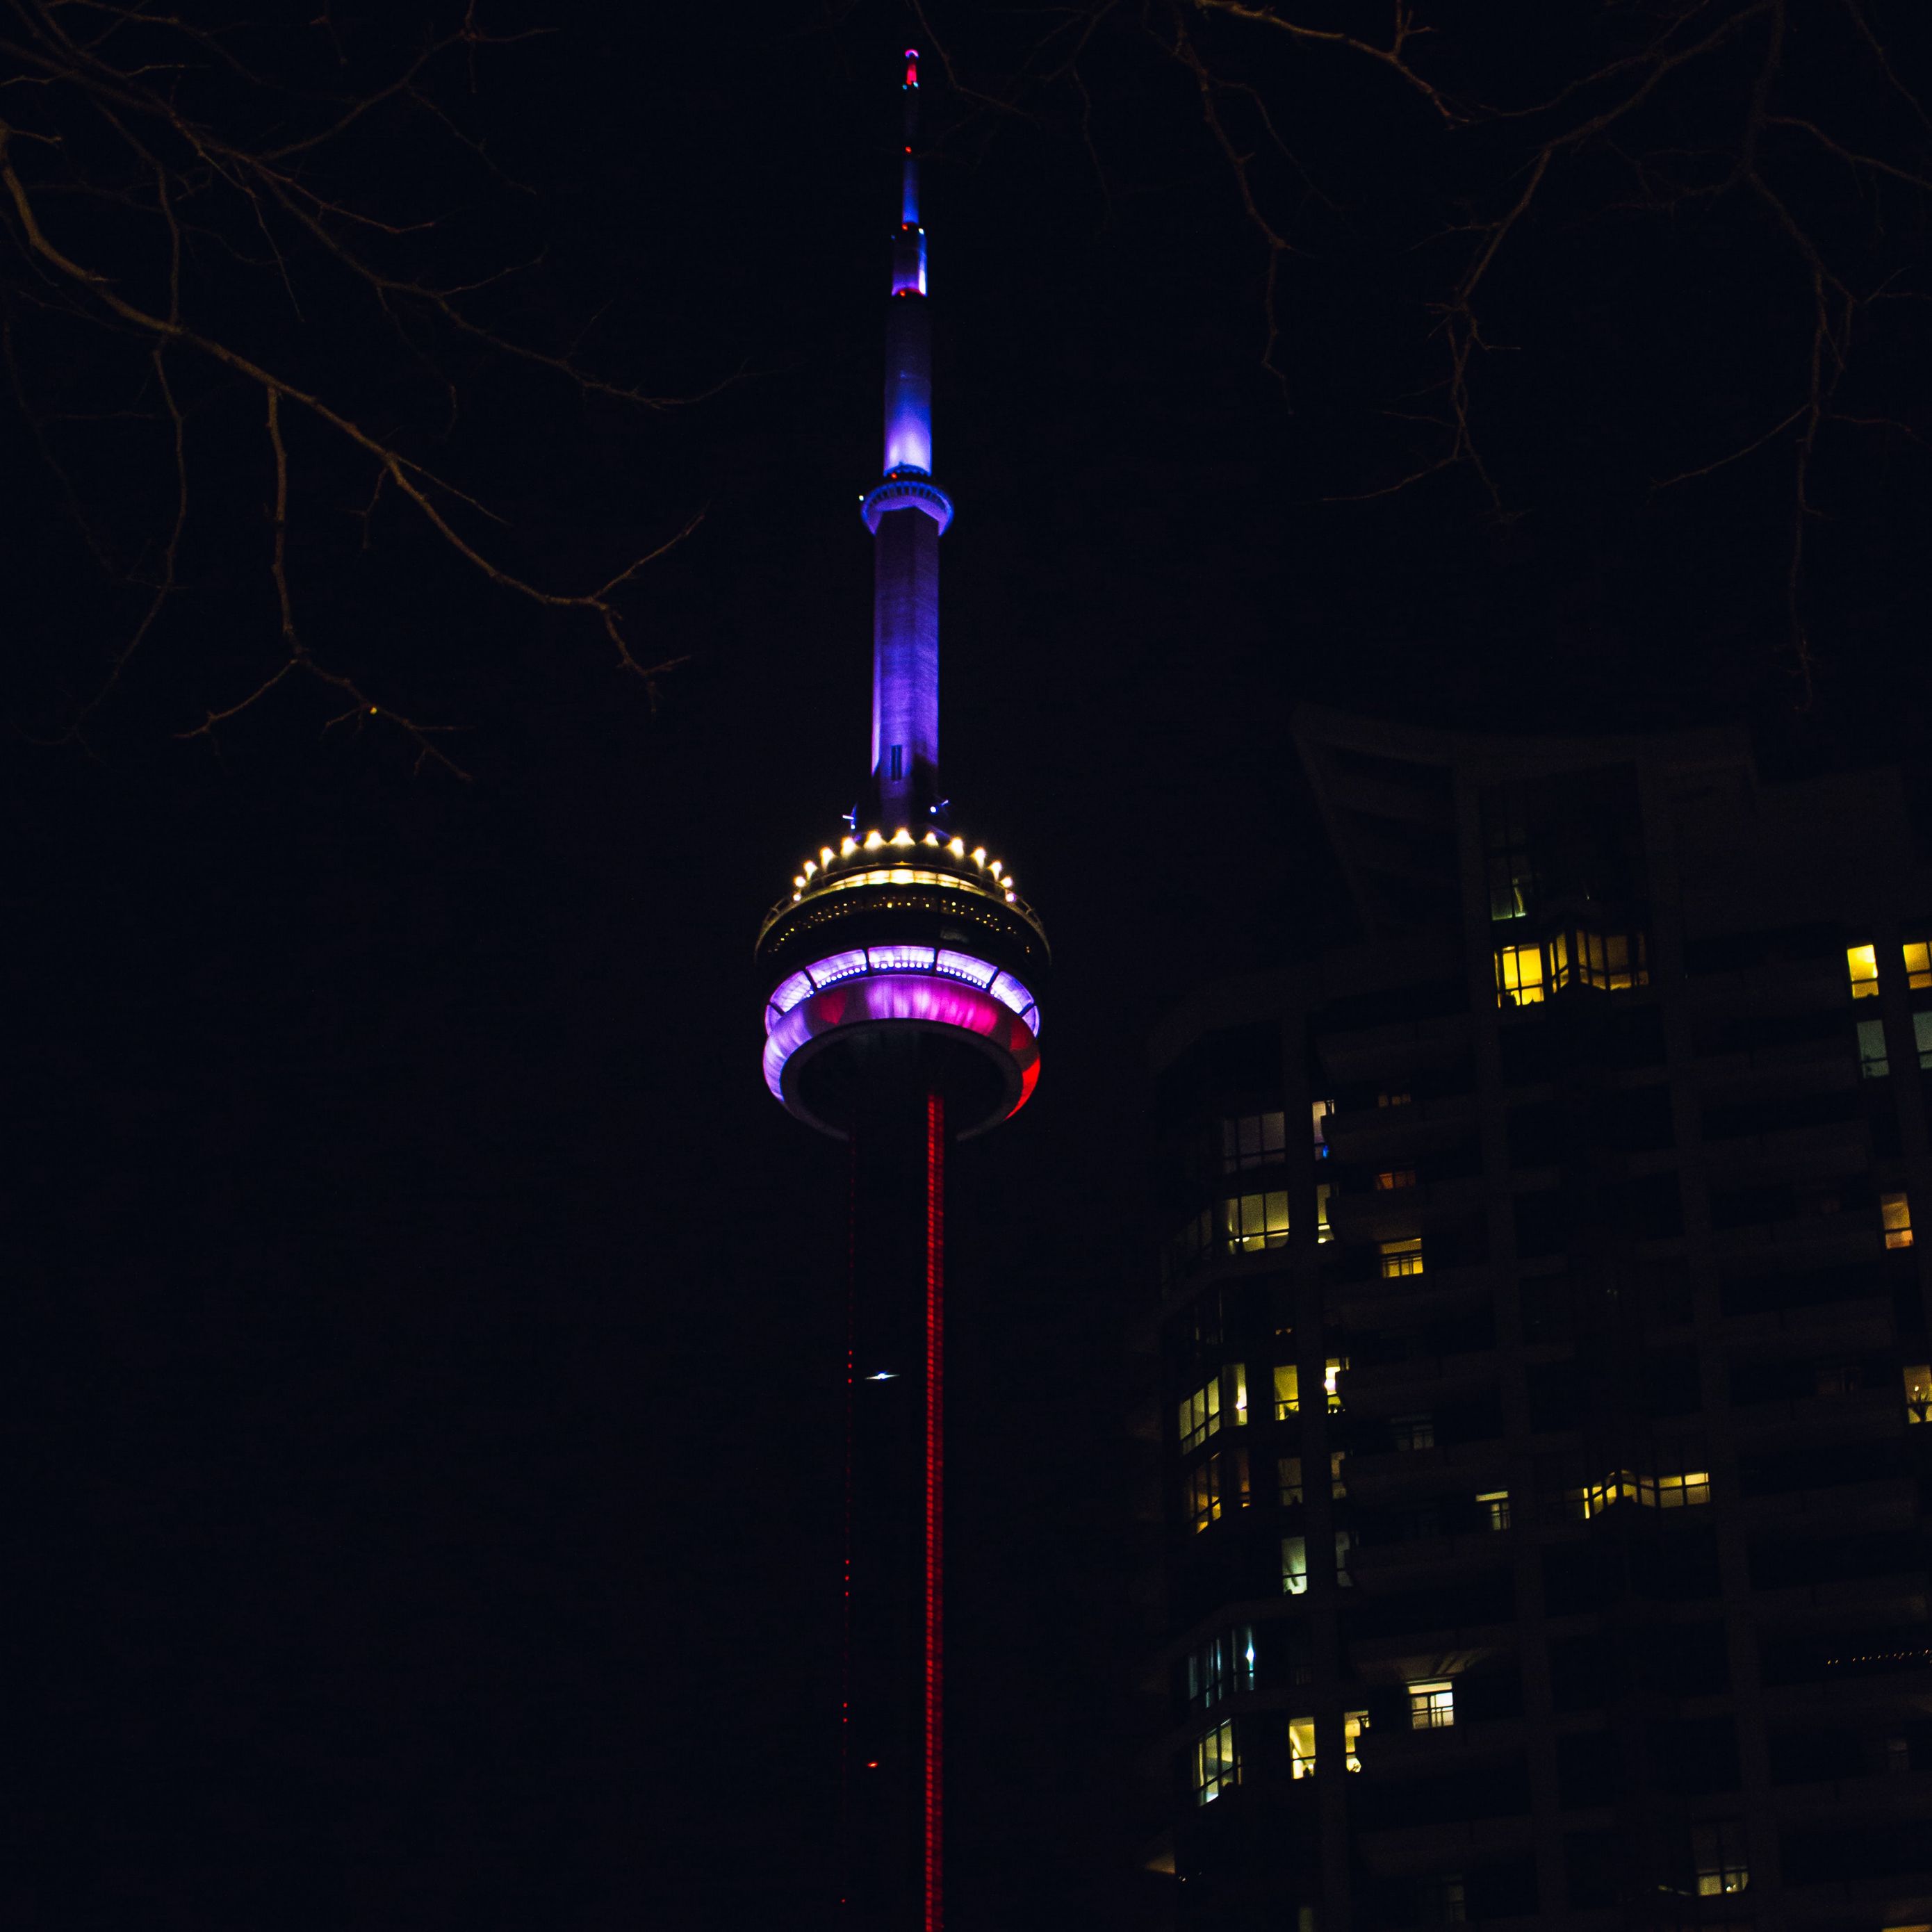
[839, 1132, 858, 1916]
[922, 1088, 945, 1932]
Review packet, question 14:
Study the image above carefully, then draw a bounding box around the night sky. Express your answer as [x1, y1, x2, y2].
[11, 4, 1932, 1926]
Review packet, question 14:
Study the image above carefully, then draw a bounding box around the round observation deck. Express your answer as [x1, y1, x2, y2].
[755, 825, 1048, 1139]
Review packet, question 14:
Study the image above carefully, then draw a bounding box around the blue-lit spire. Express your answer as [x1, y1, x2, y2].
[862, 49, 953, 828]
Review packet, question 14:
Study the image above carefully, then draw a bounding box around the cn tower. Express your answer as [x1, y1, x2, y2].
[753, 51, 1048, 1932]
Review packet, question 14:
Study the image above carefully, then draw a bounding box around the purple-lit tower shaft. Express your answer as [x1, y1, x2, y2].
[866, 56, 949, 828]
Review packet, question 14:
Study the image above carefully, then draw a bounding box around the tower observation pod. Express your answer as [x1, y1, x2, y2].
[753, 51, 1047, 1932]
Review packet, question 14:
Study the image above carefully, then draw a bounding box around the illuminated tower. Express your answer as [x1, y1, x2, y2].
[753, 51, 1048, 1932]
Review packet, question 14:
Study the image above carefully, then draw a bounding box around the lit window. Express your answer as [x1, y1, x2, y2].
[1477, 1489, 1511, 1531]
[1344, 1709, 1368, 1774]
[1223, 1190, 1290, 1253]
[1188, 1449, 1249, 1531]
[1323, 1357, 1345, 1408]
[1187, 1626, 1255, 1710]
[1848, 942, 1881, 999]
[1193, 1718, 1238, 1804]
[1316, 1182, 1334, 1243]
[1231, 1364, 1248, 1427]
[1279, 1456, 1304, 1505]
[1179, 1379, 1220, 1453]
[1906, 940, 1932, 990]
[1378, 1088, 1412, 1108]
[1392, 1411, 1434, 1452]
[1882, 1191, 1914, 1249]
[1904, 1363, 1931, 1425]
[1651, 1468, 1711, 1509]
[1496, 942, 1544, 1008]
[1274, 1357, 1345, 1416]
[1917, 1011, 1932, 1070]
[1567, 1466, 1710, 1518]
[1374, 1168, 1417, 1190]
[1288, 1717, 1317, 1778]
[1409, 1678, 1455, 1730]
[1282, 1534, 1308, 1595]
[1860, 1018, 1892, 1079]
[1221, 1110, 1286, 1172]
[1692, 1819, 1749, 1896]
[1334, 1530, 1354, 1586]
[1380, 1236, 1424, 1279]
[1550, 928, 1649, 994]
[1311, 1099, 1334, 1156]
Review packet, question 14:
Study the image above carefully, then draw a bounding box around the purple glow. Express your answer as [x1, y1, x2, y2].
[934, 950, 995, 988]
[762, 971, 1041, 1113]
[884, 384, 931, 475]
[764, 947, 1039, 1040]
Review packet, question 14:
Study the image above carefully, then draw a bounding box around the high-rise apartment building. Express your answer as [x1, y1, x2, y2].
[1139, 707, 1932, 1931]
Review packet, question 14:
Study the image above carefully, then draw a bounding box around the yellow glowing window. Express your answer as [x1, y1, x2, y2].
[1275, 1359, 1343, 1416]
[1477, 1489, 1511, 1531]
[1316, 1181, 1334, 1243]
[1311, 1098, 1334, 1155]
[1566, 1471, 1641, 1520]
[1692, 1821, 1748, 1897]
[1187, 1449, 1247, 1532]
[1849, 942, 1881, 998]
[1344, 1709, 1368, 1774]
[1496, 942, 1544, 1008]
[1380, 1236, 1425, 1279]
[1550, 928, 1650, 994]
[1883, 1191, 1914, 1249]
[1906, 941, 1932, 990]
[1193, 1718, 1238, 1805]
[1288, 1717, 1317, 1778]
[1279, 1455, 1304, 1505]
[1650, 1470, 1710, 1509]
[1374, 1168, 1417, 1190]
[1409, 1678, 1455, 1730]
[1179, 1380, 1220, 1453]
[1230, 1365, 1248, 1427]
[1906, 1363, 1931, 1425]
[1281, 1534, 1308, 1595]
[1275, 1362, 1300, 1416]
[1223, 1190, 1290, 1253]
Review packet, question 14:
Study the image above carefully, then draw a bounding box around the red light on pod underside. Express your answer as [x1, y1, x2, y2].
[905, 51, 919, 88]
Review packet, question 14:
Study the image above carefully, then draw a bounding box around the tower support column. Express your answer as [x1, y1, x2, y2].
[843, 1061, 948, 1931]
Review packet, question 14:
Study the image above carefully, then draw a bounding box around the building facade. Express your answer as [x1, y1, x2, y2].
[1139, 707, 1932, 1931]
